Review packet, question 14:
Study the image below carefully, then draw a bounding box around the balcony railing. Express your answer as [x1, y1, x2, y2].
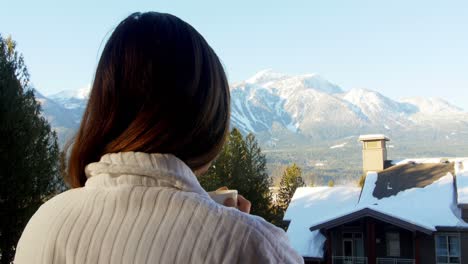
[331, 256, 414, 264]
[376, 258, 415, 264]
[332, 256, 368, 264]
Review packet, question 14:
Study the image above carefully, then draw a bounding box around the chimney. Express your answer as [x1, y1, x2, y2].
[358, 134, 390, 173]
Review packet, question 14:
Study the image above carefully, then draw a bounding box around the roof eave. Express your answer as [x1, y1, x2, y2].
[435, 226, 468, 232]
[304, 256, 324, 262]
[309, 208, 433, 235]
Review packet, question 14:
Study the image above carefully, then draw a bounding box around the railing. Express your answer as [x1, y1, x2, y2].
[332, 256, 368, 264]
[376, 258, 415, 264]
[331, 256, 413, 264]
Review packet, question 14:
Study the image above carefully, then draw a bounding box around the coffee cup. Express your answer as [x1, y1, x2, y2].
[208, 189, 238, 207]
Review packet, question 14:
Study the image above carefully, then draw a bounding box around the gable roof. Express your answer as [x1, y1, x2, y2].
[309, 207, 433, 234]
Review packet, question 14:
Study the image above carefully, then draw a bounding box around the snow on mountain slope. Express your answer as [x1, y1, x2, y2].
[245, 69, 289, 86]
[282, 86, 364, 132]
[34, 90, 81, 144]
[48, 85, 90, 110]
[35, 90, 77, 128]
[232, 70, 357, 134]
[270, 74, 343, 95]
[400, 97, 464, 115]
[231, 71, 361, 136]
[230, 84, 296, 133]
[341, 88, 417, 128]
[245, 69, 343, 94]
[49, 85, 90, 100]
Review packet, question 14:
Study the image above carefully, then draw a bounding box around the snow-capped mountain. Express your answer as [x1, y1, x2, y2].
[34, 90, 81, 143]
[38, 70, 468, 145]
[48, 85, 90, 110]
[231, 70, 364, 139]
[230, 70, 467, 140]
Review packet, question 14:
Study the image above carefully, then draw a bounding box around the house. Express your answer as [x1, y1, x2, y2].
[283, 135, 468, 264]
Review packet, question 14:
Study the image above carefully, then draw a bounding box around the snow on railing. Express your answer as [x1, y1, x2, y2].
[332, 256, 367, 264]
[376, 258, 415, 264]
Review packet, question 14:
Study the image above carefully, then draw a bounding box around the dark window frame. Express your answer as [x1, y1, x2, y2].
[435, 233, 461, 264]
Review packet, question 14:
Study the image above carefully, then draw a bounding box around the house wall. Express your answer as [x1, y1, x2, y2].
[329, 222, 365, 256]
[461, 232, 468, 264]
[462, 209, 468, 223]
[400, 230, 414, 258]
[418, 234, 436, 264]
[328, 219, 419, 259]
[330, 229, 343, 255]
[373, 222, 413, 258]
[324, 220, 468, 264]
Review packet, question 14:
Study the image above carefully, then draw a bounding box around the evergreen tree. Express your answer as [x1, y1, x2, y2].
[199, 128, 274, 221]
[277, 163, 305, 211]
[242, 133, 272, 218]
[0, 35, 62, 263]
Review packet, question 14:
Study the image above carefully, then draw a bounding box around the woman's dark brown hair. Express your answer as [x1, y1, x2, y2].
[67, 12, 230, 188]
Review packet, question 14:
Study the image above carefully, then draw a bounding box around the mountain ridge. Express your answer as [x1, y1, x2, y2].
[36, 70, 468, 147]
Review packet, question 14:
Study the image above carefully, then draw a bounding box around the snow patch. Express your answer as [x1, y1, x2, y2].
[456, 159, 468, 205]
[49, 85, 91, 100]
[359, 172, 378, 205]
[330, 142, 347, 149]
[245, 69, 288, 86]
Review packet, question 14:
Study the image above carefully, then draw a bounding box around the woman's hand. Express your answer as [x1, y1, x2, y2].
[217, 187, 251, 214]
[224, 195, 251, 214]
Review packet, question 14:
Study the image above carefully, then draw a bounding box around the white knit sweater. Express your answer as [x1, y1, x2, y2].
[15, 152, 303, 264]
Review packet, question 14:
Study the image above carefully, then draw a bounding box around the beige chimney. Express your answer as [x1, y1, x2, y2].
[358, 134, 389, 173]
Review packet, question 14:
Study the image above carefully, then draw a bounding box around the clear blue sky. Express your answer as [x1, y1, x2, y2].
[2, 0, 468, 109]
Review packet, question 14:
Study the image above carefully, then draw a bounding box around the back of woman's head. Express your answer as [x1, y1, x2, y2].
[68, 12, 230, 188]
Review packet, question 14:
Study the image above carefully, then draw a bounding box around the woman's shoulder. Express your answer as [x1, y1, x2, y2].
[14, 188, 85, 263]
[23, 188, 85, 227]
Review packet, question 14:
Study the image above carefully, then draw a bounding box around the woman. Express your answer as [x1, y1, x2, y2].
[15, 12, 303, 264]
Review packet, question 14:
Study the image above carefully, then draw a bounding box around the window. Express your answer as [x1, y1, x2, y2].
[342, 232, 364, 257]
[386, 232, 400, 257]
[435, 234, 460, 264]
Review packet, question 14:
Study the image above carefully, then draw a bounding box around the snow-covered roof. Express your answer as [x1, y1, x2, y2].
[283, 186, 361, 258]
[284, 158, 468, 259]
[393, 158, 459, 165]
[357, 168, 467, 231]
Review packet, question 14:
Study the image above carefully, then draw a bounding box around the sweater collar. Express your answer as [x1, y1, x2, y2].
[84, 152, 209, 197]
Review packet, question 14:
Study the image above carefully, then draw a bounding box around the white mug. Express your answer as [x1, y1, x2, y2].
[208, 189, 238, 207]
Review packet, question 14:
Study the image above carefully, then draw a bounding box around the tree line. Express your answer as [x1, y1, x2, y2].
[0, 35, 64, 264]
